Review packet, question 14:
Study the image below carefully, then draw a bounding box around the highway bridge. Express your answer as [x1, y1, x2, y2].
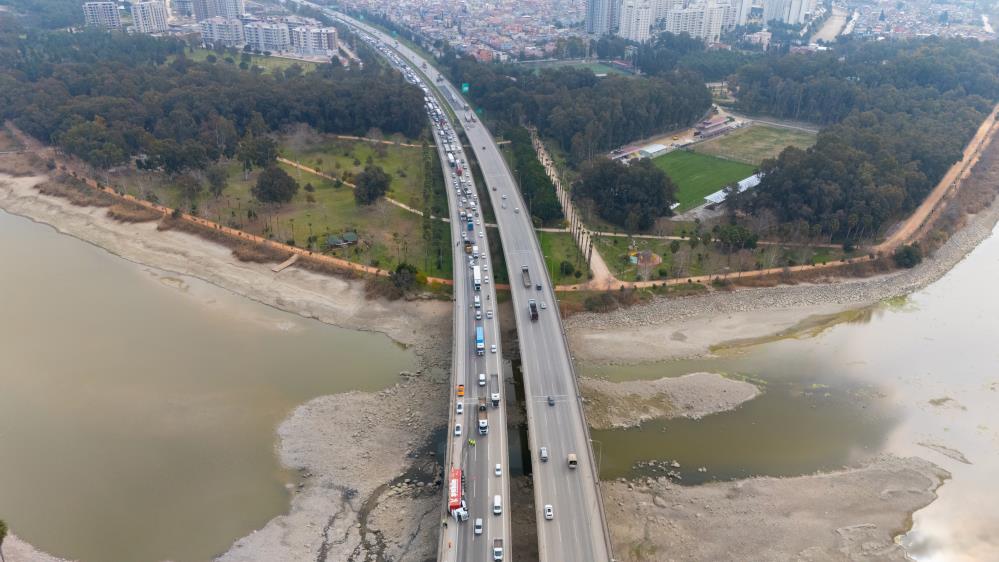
[293, 3, 612, 559]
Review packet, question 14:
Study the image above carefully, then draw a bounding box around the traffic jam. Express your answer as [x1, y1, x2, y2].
[349, 25, 505, 561]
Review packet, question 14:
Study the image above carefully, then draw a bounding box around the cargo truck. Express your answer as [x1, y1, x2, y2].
[473, 265, 481, 291]
[528, 299, 539, 321]
[448, 468, 468, 521]
[447, 152, 455, 167]
[475, 326, 485, 355]
[493, 539, 504, 560]
[521, 265, 531, 287]
[477, 409, 488, 434]
[489, 373, 500, 406]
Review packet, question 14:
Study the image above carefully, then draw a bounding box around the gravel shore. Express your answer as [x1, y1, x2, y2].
[581, 372, 760, 430]
[568, 197, 999, 364]
[603, 455, 949, 561]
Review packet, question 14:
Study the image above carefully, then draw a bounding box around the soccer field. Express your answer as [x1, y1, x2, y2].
[652, 151, 756, 212]
[693, 124, 816, 165]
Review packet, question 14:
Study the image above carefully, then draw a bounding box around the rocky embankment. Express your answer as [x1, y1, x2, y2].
[218, 370, 446, 562]
[568, 196, 999, 364]
[604, 456, 949, 561]
[581, 372, 759, 430]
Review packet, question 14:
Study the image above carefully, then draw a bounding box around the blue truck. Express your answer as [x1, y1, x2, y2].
[475, 326, 485, 355]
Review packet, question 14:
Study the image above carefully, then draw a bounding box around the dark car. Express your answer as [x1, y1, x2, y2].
[535, 283, 542, 290]
[547, 396, 555, 406]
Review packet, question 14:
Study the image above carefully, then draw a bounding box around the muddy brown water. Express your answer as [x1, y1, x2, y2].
[0, 210, 418, 562]
[585, 223, 999, 561]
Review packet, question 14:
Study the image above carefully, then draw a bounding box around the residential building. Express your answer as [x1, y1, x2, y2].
[762, 0, 814, 25]
[291, 26, 338, 56]
[82, 1, 122, 30]
[172, 0, 194, 18]
[200, 16, 244, 46]
[191, 0, 243, 21]
[131, 1, 169, 34]
[244, 21, 291, 53]
[736, 0, 754, 25]
[618, 0, 654, 42]
[586, 0, 613, 35]
[663, 0, 732, 43]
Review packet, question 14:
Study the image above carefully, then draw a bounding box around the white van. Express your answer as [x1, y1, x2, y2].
[474, 295, 481, 308]
[493, 495, 502, 515]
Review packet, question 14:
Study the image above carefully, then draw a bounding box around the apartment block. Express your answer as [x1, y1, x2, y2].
[131, 1, 169, 34]
[244, 21, 291, 53]
[200, 16, 245, 47]
[290, 26, 338, 56]
[82, 2, 122, 30]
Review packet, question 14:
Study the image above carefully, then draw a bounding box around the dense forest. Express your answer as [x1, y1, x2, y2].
[574, 158, 676, 231]
[0, 22, 426, 172]
[731, 38, 999, 242]
[505, 127, 562, 224]
[439, 54, 711, 164]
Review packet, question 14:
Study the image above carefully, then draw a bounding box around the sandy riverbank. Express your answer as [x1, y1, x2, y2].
[0, 175, 450, 357]
[603, 455, 948, 561]
[581, 372, 759, 430]
[568, 190, 999, 365]
[2, 534, 73, 562]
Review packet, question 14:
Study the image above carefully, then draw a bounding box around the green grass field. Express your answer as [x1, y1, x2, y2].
[520, 60, 629, 76]
[538, 230, 589, 285]
[279, 133, 428, 210]
[693, 125, 816, 165]
[184, 48, 319, 73]
[652, 151, 756, 212]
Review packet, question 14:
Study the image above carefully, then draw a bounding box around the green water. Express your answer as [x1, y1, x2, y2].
[583, 222, 999, 560]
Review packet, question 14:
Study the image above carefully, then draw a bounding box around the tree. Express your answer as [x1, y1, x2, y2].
[0, 518, 7, 562]
[252, 165, 299, 203]
[354, 164, 391, 205]
[176, 173, 203, 204]
[205, 165, 228, 197]
[574, 158, 676, 231]
[391, 262, 418, 291]
[893, 244, 923, 268]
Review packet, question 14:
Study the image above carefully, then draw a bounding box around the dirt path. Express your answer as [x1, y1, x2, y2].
[875, 104, 999, 253]
[529, 129, 616, 289]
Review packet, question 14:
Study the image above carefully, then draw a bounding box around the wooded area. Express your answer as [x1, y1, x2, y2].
[0, 22, 426, 175]
[731, 38, 999, 242]
[439, 53, 711, 164]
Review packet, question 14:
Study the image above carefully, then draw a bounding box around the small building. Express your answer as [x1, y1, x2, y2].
[704, 173, 761, 205]
[326, 232, 359, 249]
[638, 143, 669, 159]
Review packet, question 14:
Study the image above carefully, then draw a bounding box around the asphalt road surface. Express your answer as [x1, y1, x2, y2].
[339, 21, 513, 561]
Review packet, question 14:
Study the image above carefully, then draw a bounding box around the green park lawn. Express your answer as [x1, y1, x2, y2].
[652, 151, 756, 213]
[538, 230, 589, 285]
[693, 124, 816, 165]
[184, 47, 318, 73]
[279, 133, 429, 210]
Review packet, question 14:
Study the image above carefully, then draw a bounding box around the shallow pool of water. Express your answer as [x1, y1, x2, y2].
[585, 223, 999, 561]
[0, 210, 418, 562]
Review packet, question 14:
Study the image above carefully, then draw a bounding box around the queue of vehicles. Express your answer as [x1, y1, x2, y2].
[347, 21, 512, 560]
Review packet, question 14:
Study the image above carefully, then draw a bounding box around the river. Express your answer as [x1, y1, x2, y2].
[0, 209, 418, 562]
[586, 223, 999, 561]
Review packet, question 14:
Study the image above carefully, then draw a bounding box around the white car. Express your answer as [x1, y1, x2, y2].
[501, 194, 507, 200]
[483, 264, 489, 272]
[544, 505, 554, 520]
[486, 309, 493, 319]
[514, 208, 520, 214]
[484, 277, 490, 284]
[479, 232, 484, 238]
[490, 344, 497, 353]
[454, 424, 462, 436]
[474, 518, 483, 535]
[495, 464, 502, 476]
[476, 310, 482, 320]
[540, 302, 547, 309]
[456, 402, 464, 414]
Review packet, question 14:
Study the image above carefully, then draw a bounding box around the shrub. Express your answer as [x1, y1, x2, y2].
[893, 244, 923, 268]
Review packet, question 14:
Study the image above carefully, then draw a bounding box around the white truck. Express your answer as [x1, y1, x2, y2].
[478, 408, 488, 435]
[489, 373, 500, 406]
[473, 265, 481, 291]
